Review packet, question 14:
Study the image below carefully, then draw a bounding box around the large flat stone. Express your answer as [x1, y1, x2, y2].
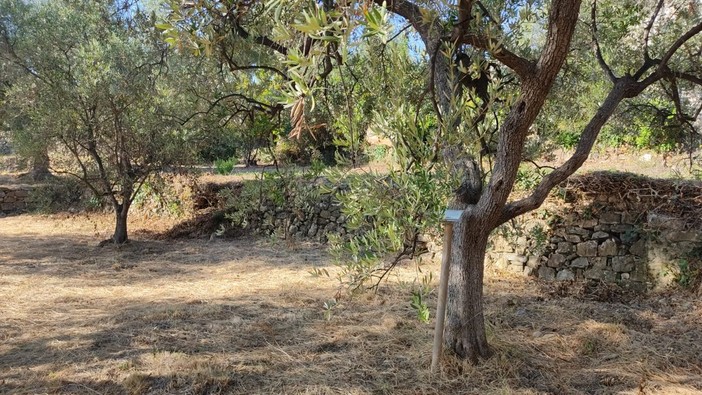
[570, 257, 589, 268]
[547, 253, 567, 268]
[598, 239, 618, 256]
[556, 269, 575, 281]
[599, 212, 622, 225]
[538, 266, 556, 281]
[666, 231, 701, 243]
[576, 241, 598, 257]
[629, 239, 646, 256]
[612, 256, 635, 273]
[557, 242, 574, 254]
[591, 231, 610, 240]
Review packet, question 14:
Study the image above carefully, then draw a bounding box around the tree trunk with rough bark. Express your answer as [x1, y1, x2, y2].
[31, 148, 51, 181]
[436, 0, 583, 362]
[445, 209, 492, 362]
[112, 202, 130, 244]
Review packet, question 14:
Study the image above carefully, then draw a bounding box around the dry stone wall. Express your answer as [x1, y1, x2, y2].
[241, 172, 701, 292]
[255, 191, 348, 243]
[0, 187, 30, 214]
[488, 175, 702, 291]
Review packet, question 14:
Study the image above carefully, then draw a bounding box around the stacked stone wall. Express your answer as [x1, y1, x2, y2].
[488, 193, 702, 291]
[255, 191, 348, 242]
[0, 187, 30, 213]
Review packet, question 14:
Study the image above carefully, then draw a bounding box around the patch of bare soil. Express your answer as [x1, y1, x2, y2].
[1, 214, 702, 394]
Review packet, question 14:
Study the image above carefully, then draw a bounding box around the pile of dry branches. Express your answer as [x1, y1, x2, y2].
[564, 171, 702, 228]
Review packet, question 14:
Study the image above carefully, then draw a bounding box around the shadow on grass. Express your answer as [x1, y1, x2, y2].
[1, 276, 701, 394]
[1, 219, 701, 393]
[0, 233, 327, 285]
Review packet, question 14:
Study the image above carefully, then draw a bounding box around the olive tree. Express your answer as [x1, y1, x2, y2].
[164, 0, 702, 362]
[0, 0, 192, 243]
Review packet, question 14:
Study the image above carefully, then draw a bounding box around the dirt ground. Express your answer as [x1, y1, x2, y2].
[1, 214, 701, 395]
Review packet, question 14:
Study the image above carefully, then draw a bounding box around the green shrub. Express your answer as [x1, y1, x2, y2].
[555, 131, 580, 149]
[214, 157, 236, 175]
[515, 167, 546, 192]
[274, 137, 304, 164]
[131, 174, 194, 217]
[27, 176, 86, 213]
[366, 145, 389, 162]
[327, 165, 452, 291]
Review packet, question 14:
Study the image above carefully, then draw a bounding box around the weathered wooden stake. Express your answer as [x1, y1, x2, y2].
[431, 209, 461, 374]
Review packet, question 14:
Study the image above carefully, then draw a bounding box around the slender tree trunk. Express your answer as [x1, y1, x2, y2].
[444, 210, 492, 363]
[112, 203, 129, 244]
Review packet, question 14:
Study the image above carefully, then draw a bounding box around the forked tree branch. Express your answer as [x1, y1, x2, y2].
[501, 16, 702, 224]
[474, 0, 581, 221]
[639, 21, 702, 88]
[500, 79, 629, 223]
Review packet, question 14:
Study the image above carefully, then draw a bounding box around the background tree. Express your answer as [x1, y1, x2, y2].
[0, 0, 194, 243]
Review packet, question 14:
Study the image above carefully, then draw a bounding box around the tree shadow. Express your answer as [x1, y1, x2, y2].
[0, 233, 328, 286]
[482, 277, 702, 394]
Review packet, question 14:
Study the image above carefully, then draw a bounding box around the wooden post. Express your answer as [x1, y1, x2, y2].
[431, 209, 461, 374]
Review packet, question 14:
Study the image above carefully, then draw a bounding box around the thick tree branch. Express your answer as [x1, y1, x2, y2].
[500, 79, 630, 223]
[501, 14, 702, 224]
[462, 34, 536, 79]
[456, 0, 474, 37]
[658, 21, 702, 68]
[673, 71, 702, 86]
[475, 0, 581, 223]
[500, 16, 702, 223]
[638, 21, 702, 89]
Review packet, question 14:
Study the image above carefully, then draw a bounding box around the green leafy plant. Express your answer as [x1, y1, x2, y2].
[555, 131, 580, 149]
[410, 291, 430, 323]
[327, 165, 452, 292]
[367, 145, 388, 162]
[410, 273, 433, 323]
[214, 157, 236, 175]
[515, 167, 546, 192]
[529, 224, 548, 254]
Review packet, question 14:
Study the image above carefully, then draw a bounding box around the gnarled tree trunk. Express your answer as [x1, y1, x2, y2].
[445, 210, 492, 362]
[437, 0, 583, 362]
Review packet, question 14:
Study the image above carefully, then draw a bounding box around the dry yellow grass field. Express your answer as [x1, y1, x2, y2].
[1, 213, 701, 394]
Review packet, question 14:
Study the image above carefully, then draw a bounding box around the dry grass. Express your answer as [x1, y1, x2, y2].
[1, 214, 702, 395]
